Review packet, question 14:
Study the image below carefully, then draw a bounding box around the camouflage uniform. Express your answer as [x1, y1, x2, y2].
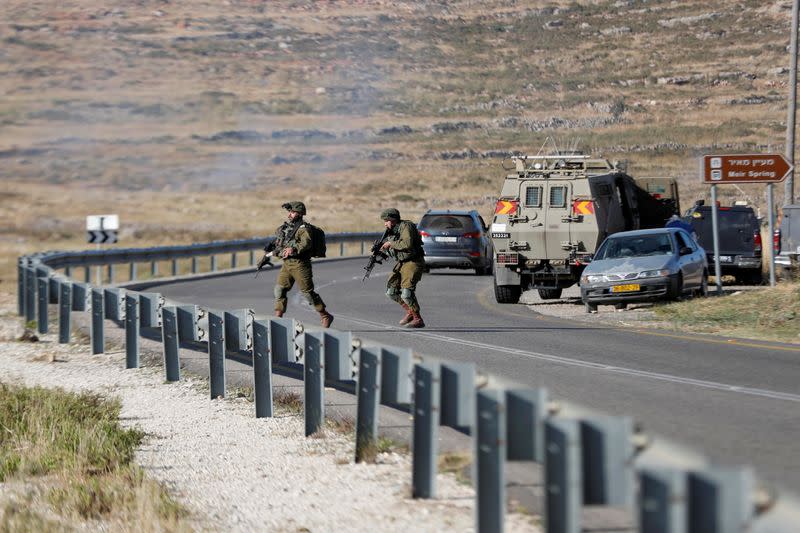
[381, 208, 426, 328]
[266, 202, 333, 328]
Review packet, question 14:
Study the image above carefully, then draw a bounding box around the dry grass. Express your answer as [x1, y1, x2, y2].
[0, 382, 190, 531]
[653, 282, 800, 343]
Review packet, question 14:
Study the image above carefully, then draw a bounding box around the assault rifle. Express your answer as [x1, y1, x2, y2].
[362, 228, 391, 282]
[254, 240, 277, 279]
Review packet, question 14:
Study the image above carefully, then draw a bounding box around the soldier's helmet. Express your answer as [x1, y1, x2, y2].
[380, 208, 401, 221]
[282, 201, 307, 215]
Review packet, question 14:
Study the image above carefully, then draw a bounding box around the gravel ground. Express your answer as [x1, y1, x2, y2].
[0, 295, 539, 532]
[520, 285, 666, 327]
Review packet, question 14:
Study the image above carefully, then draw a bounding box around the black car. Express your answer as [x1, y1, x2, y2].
[682, 201, 763, 284]
[417, 209, 493, 275]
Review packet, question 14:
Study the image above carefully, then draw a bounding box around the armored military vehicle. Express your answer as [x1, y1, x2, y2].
[490, 153, 680, 303]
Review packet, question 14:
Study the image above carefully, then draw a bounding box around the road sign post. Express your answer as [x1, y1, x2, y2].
[702, 154, 794, 288]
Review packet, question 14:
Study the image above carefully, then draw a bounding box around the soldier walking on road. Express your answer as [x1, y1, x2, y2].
[379, 208, 426, 328]
[257, 201, 334, 328]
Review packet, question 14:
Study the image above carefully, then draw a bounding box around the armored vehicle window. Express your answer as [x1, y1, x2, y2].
[524, 186, 542, 207]
[419, 215, 477, 231]
[549, 186, 567, 208]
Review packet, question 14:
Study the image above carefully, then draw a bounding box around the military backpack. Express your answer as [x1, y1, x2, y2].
[302, 222, 327, 258]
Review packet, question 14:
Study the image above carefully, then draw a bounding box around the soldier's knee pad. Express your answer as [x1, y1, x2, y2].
[386, 287, 401, 303]
[300, 290, 316, 305]
[400, 288, 417, 306]
[274, 285, 287, 299]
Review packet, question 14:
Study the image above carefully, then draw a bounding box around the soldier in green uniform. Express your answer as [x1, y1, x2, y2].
[257, 202, 334, 328]
[379, 208, 426, 328]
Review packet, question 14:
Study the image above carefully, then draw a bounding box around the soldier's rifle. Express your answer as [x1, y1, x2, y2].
[362, 228, 391, 282]
[254, 240, 277, 279]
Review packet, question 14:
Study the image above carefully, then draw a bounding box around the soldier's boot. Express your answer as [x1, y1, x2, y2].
[274, 309, 284, 318]
[405, 311, 425, 329]
[319, 310, 334, 329]
[398, 303, 414, 326]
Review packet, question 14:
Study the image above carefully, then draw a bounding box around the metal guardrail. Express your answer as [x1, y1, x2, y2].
[16, 232, 795, 533]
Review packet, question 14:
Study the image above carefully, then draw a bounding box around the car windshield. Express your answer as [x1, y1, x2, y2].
[419, 215, 477, 232]
[595, 233, 674, 260]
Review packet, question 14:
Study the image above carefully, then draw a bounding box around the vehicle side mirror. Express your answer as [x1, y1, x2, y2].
[679, 246, 693, 256]
[583, 255, 593, 264]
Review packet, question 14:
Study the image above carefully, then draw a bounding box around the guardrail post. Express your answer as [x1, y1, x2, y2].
[150, 260, 158, 277]
[191, 257, 198, 274]
[412, 362, 440, 498]
[252, 319, 273, 418]
[249, 250, 255, 265]
[125, 293, 139, 369]
[506, 388, 549, 463]
[58, 281, 71, 344]
[355, 346, 381, 463]
[304, 331, 325, 436]
[17, 260, 25, 316]
[37, 277, 49, 334]
[65, 265, 71, 278]
[360, 241, 365, 255]
[25, 267, 36, 323]
[639, 467, 686, 533]
[476, 388, 506, 533]
[208, 311, 225, 399]
[83, 265, 90, 283]
[545, 418, 582, 533]
[161, 306, 180, 382]
[171, 259, 178, 276]
[580, 416, 634, 507]
[688, 466, 754, 533]
[91, 288, 104, 354]
[231, 252, 237, 269]
[107, 263, 114, 284]
[211, 255, 217, 271]
[339, 241, 345, 256]
[129, 262, 137, 281]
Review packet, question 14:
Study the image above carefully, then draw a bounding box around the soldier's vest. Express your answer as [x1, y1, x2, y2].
[389, 220, 425, 262]
[275, 220, 326, 258]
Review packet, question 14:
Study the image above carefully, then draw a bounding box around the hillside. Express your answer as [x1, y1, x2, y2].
[0, 0, 796, 280]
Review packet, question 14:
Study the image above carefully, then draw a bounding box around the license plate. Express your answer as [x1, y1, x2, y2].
[492, 232, 510, 239]
[717, 255, 732, 263]
[435, 236, 457, 243]
[611, 284, 640, 293]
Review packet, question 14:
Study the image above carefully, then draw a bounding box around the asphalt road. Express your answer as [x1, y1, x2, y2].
[148, 257, 800, 496]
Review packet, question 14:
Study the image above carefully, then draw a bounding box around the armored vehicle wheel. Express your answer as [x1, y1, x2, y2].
[537, 288, 563, 300]
[736, 270, 763, 285]
[494, 280, 521, 304]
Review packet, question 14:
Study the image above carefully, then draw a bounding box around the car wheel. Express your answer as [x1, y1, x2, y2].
[670, 274, 684, 300]
[698, 272, 709, 297]
[494, 279, 521, 304]
[538, 288, 563, 300]
[585, 301, 598, 313]
[475, 265, 489, 276]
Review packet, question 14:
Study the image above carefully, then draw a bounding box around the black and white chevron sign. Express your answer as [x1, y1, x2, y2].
[87, 230, 118, 244]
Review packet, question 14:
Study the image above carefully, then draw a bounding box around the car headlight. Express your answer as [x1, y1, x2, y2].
[638, 269, 671, 279]
[581, 274, 607, 284]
